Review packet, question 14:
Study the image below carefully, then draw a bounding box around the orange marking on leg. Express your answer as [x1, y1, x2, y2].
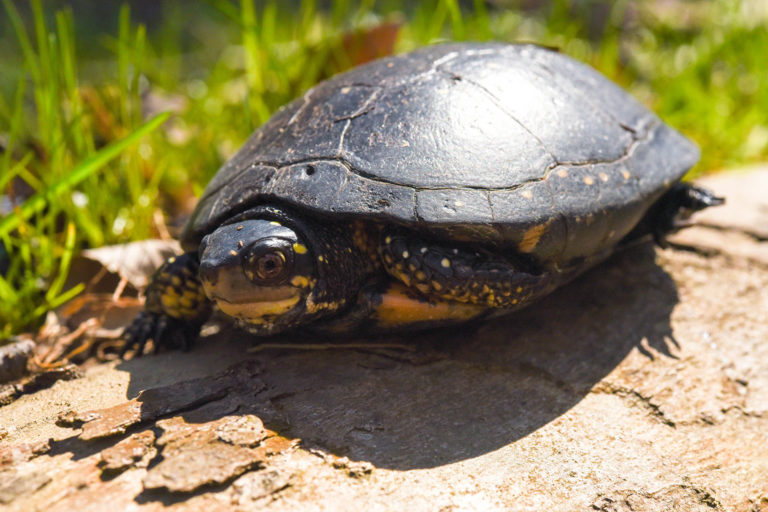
[374, 282, 487, 329]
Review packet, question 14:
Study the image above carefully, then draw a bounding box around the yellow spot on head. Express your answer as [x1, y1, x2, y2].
[293, 243, 308, 254]
[238, 240, 244, 248]
[270, 221, 281, 226]
[516, 286, 523, 293]
[168, 257, 176, 264]
[318, 255, 324, 262]
[621, 169, 631, 180]
[441, 258, 451, 268]
[385, 236, 392, 245]
[583, 176, 594, 185]
[402, 251, 409, 259]
[229, 250, 238, 256]
[420, 247, 428, 254]
[237, 225, 244, 231]
[599, 172, 609, 182]
[512, 298, 518, 305]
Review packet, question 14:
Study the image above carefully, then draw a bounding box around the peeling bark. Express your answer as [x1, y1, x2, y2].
[0, 168, 767, 511]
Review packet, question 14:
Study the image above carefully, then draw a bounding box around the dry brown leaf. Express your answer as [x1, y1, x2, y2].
[81, 239, 181, 291]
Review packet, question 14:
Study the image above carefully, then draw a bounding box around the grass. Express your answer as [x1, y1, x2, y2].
[0, 0, 766, 340]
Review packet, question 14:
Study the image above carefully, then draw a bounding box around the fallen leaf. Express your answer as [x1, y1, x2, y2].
[81, 239, 181, 291]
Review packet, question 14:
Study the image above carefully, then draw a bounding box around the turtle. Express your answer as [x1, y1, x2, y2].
[122, 42, 723, 354]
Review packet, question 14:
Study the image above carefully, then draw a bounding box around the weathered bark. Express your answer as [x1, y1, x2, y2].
[1, 168, 767, 511]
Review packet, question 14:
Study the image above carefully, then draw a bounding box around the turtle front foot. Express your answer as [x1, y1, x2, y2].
[121, 311, 201, 357]
[119, 252, 211, 357]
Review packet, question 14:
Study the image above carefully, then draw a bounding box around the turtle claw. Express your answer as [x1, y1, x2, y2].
[121, 311, 198, 357]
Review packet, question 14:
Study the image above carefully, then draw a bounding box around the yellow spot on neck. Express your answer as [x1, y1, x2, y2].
[270, 221, 281, 226]
[293, 243, 308, 254]
[441, 258, 451, 268]
[290, 275, 310, 288]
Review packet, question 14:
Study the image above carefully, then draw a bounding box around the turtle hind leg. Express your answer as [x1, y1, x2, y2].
[635, 183, 724, 247]
[121, 252, 211, 357]
[378, 230, 554, 309]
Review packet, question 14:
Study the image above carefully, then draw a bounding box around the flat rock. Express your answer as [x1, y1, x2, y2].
[0, 167, 766, 511]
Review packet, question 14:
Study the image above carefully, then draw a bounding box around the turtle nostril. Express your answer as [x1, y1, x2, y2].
[198, 260, 219, 287]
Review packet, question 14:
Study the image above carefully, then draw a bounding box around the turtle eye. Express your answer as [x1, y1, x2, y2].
[244, 239, 294, 284]
[256, 251, 285, 280]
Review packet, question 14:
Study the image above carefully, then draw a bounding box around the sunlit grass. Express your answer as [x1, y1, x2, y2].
[0, 0, 766, 339]
[0, 0, 170, 337]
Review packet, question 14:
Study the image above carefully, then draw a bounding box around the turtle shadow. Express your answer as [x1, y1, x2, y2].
[120, 242, 678, 471]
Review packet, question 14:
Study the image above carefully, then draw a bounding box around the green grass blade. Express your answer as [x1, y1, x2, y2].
[45, 222, 76, 302]
[0, 112, 171, 238]
[0, 153, 33, 190]
[1, 0, 41, 82]
[443, 0, 465, 40]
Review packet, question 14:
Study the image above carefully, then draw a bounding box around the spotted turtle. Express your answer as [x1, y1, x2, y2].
[123, 43, 722, 353]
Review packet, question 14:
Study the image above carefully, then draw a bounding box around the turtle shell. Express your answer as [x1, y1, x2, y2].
[182, 43, 698, 267]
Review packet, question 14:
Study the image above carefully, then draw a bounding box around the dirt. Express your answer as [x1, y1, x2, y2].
[0, 167, 766, 511]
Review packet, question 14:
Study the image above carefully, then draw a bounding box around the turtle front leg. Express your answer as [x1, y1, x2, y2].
[378, 231, 554, 309]
[122, 252, 211, 356]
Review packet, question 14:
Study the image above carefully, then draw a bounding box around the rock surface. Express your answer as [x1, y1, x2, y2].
[0, 168, 767, 511]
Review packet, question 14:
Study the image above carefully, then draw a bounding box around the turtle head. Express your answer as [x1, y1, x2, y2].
[198, 218, 318, 334]
[197, 214, 365, 334]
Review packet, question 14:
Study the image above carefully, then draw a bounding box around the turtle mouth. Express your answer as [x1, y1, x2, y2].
[213, 294, 301, 321]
